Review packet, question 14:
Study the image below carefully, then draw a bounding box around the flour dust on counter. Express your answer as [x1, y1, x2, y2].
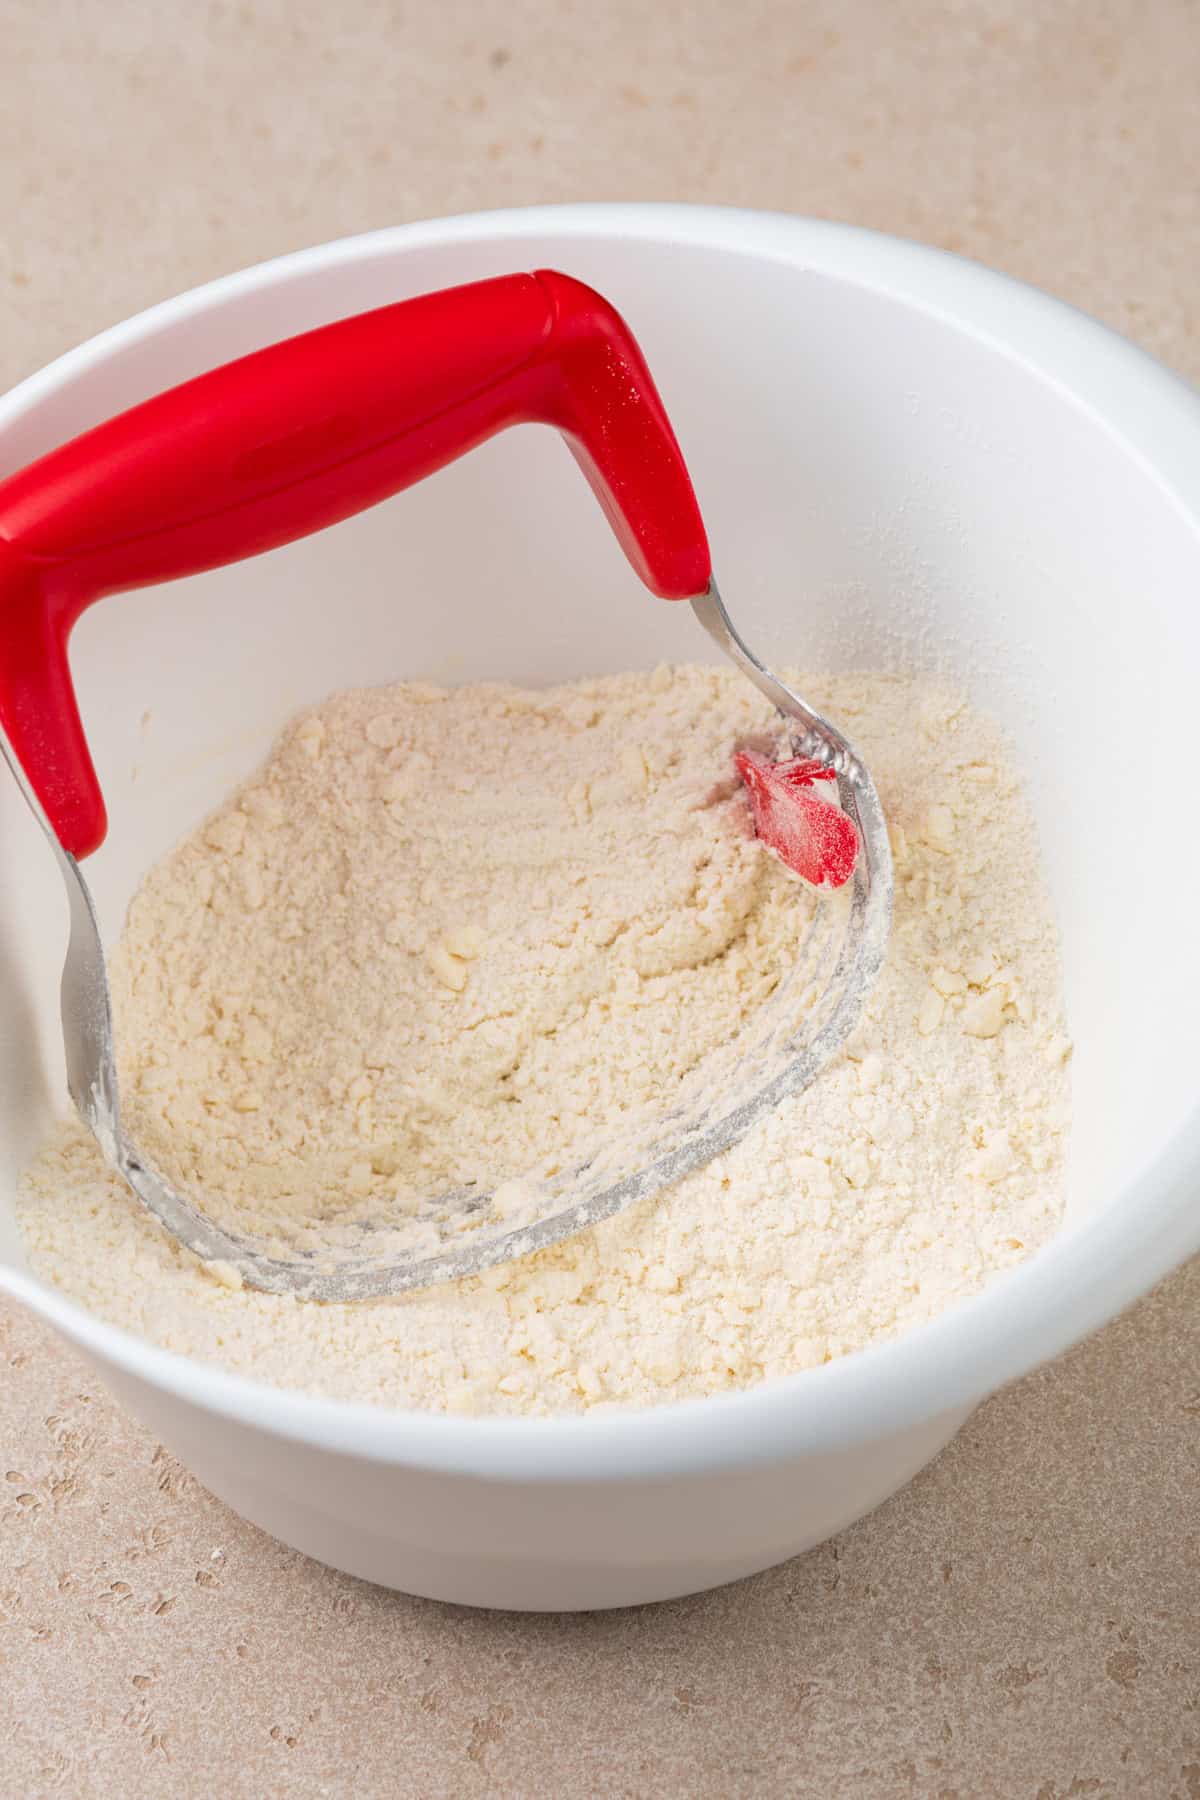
[17, 664, 1070, 1415]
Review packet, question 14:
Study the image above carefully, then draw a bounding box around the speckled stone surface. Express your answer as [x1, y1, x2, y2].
[1, 3, 1198, 1794]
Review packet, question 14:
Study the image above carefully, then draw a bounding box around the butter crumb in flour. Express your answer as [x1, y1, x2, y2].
[16, 666, 1070, 1416]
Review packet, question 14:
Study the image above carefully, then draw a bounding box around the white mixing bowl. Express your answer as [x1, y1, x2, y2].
[3, 205, 1199, 1611]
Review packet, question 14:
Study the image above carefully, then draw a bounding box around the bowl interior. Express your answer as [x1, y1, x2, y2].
[3, 222, 1199, 1278]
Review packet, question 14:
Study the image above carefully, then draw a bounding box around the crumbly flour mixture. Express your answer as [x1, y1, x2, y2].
[17, 665, 1070, 1415]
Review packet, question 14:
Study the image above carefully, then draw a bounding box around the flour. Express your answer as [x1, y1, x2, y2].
[16, 666, 1070, 1415]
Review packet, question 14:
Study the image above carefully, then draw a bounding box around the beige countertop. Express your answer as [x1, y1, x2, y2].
[2, 2, 1198, 1793]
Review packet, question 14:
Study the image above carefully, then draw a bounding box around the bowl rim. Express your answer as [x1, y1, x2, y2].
[3, 201, 1200, 1480]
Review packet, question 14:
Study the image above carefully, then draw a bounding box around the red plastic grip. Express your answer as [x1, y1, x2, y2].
[0, 271, 712, 856]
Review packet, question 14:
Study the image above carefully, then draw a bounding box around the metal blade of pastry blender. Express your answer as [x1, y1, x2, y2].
[3, 592, 892, 1303]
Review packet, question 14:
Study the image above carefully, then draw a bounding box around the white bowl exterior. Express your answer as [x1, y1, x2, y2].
[2, 206, 1200, 1607]
[94, 1352, 971, 1608]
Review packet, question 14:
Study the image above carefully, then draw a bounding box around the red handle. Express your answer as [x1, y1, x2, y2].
[0, 271, 712, 856]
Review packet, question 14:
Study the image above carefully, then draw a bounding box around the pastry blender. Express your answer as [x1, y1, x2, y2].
[0, 272, 892, 1298]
